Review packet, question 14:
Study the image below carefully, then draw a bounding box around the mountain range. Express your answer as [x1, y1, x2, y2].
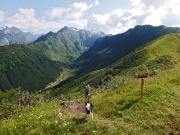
[0, 25, 180, 92]
[32, 26, 106, 62]
[53, 32, 180, 95]
[0, 26, 106, 91]
[51, 25, 180, 94]
[75, 25, 180, 75]
[0, 26, 40, 46]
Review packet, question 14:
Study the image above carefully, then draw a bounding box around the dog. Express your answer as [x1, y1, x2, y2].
[85, 101, 93, 119]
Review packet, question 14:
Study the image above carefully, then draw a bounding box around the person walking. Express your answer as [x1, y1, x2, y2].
[85, 85, 91, 101]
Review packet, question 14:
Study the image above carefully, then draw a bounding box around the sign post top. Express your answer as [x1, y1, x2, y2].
[138, 72, 148, 78]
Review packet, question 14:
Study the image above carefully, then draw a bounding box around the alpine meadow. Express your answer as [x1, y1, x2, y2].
[0, 25, 180, 135]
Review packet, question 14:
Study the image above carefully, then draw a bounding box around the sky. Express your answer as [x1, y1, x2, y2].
[0, 0, 180, 34]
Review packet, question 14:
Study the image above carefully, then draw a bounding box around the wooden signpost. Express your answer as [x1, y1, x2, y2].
[138, 72, 148, 98]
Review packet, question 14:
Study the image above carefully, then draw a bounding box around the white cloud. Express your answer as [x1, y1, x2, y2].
[3, 0, 180, 34]
[6, 8, 62, 33]
[87, 0, 180, 34]
[143, 7, 167, 25]
[5, 2, 96, 33]
[87, 8, 136, 34]
[7, 8, 36, 25]
[87, 14, 110, 32]
[172, 24, 180, 28]
[170, 0, 180, 15]
[0, 10, 5, 22]
[45, 2, 92, 20]
[106, 9, 124, 27]
[94, 0, 99, 6]
[130, 0, 141, 7]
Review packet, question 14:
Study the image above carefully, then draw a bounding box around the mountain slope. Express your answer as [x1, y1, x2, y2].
[0, 26, 40, 46]
[0, 45, 65, 91]
[52, 33, 180, 95]
[32, 26, 106, 62]
[0, 34, 179, 135]
[75, 25, 180, 75]
[0, 26, 106, 91]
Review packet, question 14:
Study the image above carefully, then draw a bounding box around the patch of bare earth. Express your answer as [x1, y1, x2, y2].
[61, 101, 85, 116]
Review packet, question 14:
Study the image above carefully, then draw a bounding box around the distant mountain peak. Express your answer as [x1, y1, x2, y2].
[57, 26, 106, 36]
[58, 26, 70, 32]
[72, 27, 80, 32]
[0, 26, 40, 46]
[0, 26, 8, 30]
[76, 25, 180, 73]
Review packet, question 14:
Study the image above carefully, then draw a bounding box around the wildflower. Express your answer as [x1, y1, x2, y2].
[19, 115, 21, 117]
[60, 117, 63, 120]
[55, 120, 58, 124]
[38, 115, 43, 119]
[63, 123, 68, 127]
[59, 112, 62, 117]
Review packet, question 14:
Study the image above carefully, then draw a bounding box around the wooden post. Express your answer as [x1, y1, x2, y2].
[141, 78, 144, 98]
[138, 72, 148, 98]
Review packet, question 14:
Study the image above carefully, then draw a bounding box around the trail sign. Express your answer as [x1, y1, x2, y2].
[138, 72, 148, 78]
[138, 72, 148, 98]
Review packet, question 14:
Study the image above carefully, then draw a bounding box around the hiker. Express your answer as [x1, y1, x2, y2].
[85, 85, 91, 101]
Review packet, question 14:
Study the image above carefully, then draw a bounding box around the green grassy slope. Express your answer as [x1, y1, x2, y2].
[0, 68, 179, 134]
[0, 26, 105, 91]
[52, 33, 180, 96]
[0, 34, 179, 134]
[0, 45, 64, 91]
[84, 66, 180, 134]
[75, 25, 180, 75]
[32, 27, 105, 62]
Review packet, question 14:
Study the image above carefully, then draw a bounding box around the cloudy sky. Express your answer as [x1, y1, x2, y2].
[0, 0, 180, 34]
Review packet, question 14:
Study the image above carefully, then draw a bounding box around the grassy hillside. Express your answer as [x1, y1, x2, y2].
[75, 25, 180, 75]
[52, 33, 180, 96]
[0, 45, 64, 91]
[32, 27, 105, 62]
[0, 26, 105, 91]
[0, 34, 179, 134]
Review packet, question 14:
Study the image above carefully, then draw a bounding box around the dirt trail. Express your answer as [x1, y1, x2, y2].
[62, 101, 85, 115]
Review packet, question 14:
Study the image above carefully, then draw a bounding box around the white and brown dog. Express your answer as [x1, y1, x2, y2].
[85, 101, 93, 119]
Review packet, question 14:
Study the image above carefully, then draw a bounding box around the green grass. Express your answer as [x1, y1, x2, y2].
[90, 66, 180, 134]
[0, 99, 77, 135]
[0, 33, 180, 134]
[45, 68, 74, 90]
[0, 62, 179, 134]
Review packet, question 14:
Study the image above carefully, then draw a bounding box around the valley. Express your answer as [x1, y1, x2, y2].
[0, 25, 180, 134]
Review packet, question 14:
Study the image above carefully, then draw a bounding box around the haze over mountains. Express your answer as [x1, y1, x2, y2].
[0, 25, 180, 92]
[0, 26, 41, 46]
